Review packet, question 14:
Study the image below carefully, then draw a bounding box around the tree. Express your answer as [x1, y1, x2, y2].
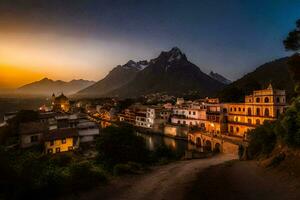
[283, 19, 300, 93]
[96, 125, 150, 167]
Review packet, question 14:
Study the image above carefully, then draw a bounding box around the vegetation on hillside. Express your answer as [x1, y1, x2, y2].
[0, 147, 107, 199]
[217, 57, 295, 102]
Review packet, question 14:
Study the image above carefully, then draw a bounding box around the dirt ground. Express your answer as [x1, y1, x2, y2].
[62, 154, 300, 200]
[64, 154, 236, 200]
[186, 159, 300, 200]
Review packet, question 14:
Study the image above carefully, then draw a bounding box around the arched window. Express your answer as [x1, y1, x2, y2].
[264, 97, 269, 103]
[256, 98, 260, 103]
[248, 108, 252, 115]
[236, 127, 239, 133]
[256, 108, 260, 116]
[276, 97, 280, 103]
[230, 107, 232, 112]
[248, 119, 252, 124]
[264, 108, 269, 117]
[234, 107, 237, 112]
[238, 107, 241, 111]
[256, 119, 260, 125]
[230, 126, 233, 133]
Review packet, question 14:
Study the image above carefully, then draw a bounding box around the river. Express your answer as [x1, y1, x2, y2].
[136, 132, 202, 157]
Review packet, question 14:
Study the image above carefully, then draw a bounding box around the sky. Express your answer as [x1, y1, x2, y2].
[0, 0, 299, 89]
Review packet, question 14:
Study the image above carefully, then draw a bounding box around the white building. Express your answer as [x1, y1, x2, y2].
[77, 119, 100, 143]
[135, 112, 148, 128]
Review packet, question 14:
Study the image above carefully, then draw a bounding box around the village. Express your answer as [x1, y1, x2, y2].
[1, 84, 286, 157]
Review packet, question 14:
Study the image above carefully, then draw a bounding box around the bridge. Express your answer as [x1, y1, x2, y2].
[188, 130, 248, 156]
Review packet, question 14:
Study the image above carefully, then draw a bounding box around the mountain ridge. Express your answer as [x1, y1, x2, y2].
[216, 57, 296, 102]
[17, 78, 95, 96]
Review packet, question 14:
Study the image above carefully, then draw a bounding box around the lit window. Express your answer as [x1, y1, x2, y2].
[264, 97, 269, 103]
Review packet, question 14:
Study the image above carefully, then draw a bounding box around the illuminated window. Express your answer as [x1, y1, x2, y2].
[256, 108, 260, 116]
[264, 108, 270, 117]
[264, 97, 269, 103]
[256, 119, 260, 125]
[56, 148, 61, 153]
[62, 139, 66, 144]
[248, 108, 252, 115]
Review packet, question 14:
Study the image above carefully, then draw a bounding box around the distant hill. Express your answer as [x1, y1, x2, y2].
[106, 47, 225, 98]
[17, 78, 95, 96]
[217, 57, 296, 102]
[209, 71, 231, 85]
[75, 60, 147, 97]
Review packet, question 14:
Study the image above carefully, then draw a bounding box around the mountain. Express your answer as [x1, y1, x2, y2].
[75, 60, 148, 97]
[17, 78, 95, 96]
[217, 57, 296, 102]
[209, 71, 232, 84]
[105, 47, 225, 98]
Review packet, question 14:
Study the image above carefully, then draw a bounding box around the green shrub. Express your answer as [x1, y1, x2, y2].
[68, 162, 107, 190]
[248, 121, 276, 158]
[113, 163, 133, 176]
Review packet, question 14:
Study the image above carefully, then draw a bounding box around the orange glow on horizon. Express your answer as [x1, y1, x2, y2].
[0, 65, 44, 89]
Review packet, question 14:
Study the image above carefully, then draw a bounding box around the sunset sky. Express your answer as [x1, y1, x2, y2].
[0, 0, 299, 89]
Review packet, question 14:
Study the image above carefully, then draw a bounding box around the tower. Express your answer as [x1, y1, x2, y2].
[51, 93, 55, 106]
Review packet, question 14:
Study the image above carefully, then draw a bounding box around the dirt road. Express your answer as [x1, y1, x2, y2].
[73, 154, 237, 200]
[186, 159, 300, 200]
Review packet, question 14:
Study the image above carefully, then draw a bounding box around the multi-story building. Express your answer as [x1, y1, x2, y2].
[171, 107, 206, 127]
[19, 122, 48, 148]
[205, 103, 227, 135]
[146, 106, 170, 131]
[225, 84, 286, 138]
[44, 128, 79, 154]
[119, 108, 136, 125]
[135, 111, 148, 128]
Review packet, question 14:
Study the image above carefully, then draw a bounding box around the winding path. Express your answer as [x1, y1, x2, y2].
[74, 154, 237, 200]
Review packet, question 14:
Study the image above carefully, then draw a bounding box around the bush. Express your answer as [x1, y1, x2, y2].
[248, 121, 276, 158]
[113, 162, 143, 176]
[96, 125, 150, 167]
[68, 162, 107, 191]
[277, 97, 300, 147]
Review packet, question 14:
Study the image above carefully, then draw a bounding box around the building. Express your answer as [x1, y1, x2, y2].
[225, 84, 286, 138]
[164, 124, 189, 137]
[44, 128, 79, 154]
[119, 108, 137, 125]
[77, 119, 100, 143]
[39, 112, 57, 130]
[135, 111, 148, 128]
[19, 122, 48, 148]
[146, 106, 169, 131]
[52, 93, 70, 112]
[204, 103, 227, 135]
